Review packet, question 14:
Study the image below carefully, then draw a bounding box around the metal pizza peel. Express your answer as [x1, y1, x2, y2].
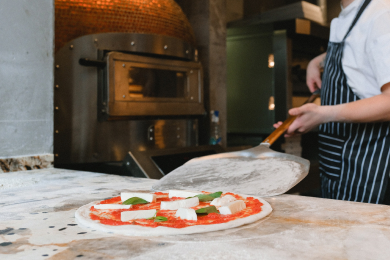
[152, 90, 320, 197]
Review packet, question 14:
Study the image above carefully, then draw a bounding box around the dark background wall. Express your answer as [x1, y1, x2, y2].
[175, 0, 228, 147]
[243, 0, 340, 24]
[174, 0, 340, 148]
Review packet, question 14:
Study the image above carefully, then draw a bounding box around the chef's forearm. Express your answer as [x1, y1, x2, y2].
[308, 52, 327, 69]
[316, 52, 327, 68]
[324, 84, 390, 123]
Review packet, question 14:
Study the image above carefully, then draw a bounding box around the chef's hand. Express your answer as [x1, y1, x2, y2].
[306, 53, 327, 93]
[273, 103, 332, 137]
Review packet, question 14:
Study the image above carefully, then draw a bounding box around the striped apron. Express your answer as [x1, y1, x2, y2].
[319, 0, 390, 204]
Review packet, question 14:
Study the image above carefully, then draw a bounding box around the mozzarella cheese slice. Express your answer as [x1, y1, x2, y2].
[93, 204, 132, 210]
[168, 190, 201, 198]
[160, 197, 199, 210]
[121, 209, 157, 221]
[175, 208, 197, 221]
[219, 200, 246, 215]
[121, 192, 157, 203]
[210, 195, 237, 207]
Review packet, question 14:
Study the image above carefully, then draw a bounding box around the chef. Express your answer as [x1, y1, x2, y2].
[274, 0, 390, 204]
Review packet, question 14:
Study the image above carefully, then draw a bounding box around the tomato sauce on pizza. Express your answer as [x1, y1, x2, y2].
[89, 192, 264, 228]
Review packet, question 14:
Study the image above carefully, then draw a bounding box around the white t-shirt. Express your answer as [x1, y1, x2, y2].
[329, 0, 390, 99]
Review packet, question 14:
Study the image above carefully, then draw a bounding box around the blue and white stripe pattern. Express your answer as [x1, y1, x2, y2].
[319, 0, 390, 204]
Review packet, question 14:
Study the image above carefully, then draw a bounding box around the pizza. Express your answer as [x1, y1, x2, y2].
[75, 190, 272, 236]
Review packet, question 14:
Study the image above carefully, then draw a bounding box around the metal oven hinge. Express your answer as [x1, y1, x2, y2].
[79, 58, 106, 68]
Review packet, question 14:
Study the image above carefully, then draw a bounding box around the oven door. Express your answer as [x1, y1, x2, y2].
[101, 51, 204, 120]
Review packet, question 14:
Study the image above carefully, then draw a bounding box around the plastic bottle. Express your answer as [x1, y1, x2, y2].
[209, 110, 222, 145]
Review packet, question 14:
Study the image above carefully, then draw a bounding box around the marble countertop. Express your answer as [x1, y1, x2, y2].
[1, 168, 390, 259]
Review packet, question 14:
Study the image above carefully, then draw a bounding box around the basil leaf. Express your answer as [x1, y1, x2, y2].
[195, 194, 215, 202]
[194, 191, 223, 202]
[154, 216, 168, 222]
[208, 191, 222, 198]
[122, 197, 149, 205]
[195, 206, 219, 215]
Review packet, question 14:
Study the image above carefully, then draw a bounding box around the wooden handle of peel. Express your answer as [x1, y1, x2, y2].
[262, 89, 321, 145]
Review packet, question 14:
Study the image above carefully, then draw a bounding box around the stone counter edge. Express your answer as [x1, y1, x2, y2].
[0, 154, 54, 173]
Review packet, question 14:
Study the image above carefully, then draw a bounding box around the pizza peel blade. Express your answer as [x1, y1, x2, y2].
[152, 91, 319, 197]
[151, 143, 310, 197]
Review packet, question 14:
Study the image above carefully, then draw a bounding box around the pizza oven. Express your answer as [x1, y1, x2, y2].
[53, 0, 224, 179]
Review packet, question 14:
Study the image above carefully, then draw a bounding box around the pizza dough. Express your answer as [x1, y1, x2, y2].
[75, 193, 272, 236]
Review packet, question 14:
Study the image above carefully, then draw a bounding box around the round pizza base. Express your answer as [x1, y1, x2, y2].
[75, 195, 272, 236]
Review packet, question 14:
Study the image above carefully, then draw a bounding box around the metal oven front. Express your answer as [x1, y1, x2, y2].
[54, 33, 224, 179]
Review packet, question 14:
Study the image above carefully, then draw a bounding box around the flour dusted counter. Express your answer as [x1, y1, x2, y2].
[1, 169, 390, 259]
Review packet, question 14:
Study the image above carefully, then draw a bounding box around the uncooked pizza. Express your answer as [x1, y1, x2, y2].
[75, 190, 272, 236]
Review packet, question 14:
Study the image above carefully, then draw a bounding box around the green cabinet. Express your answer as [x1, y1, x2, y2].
[227, 24, 290, 136]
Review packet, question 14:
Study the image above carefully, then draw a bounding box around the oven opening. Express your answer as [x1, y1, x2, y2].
[102, 51, 204, 118]
[127, 67, 186, 98]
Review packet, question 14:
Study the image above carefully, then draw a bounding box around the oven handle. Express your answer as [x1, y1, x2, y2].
[79, 58, 106, 68]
